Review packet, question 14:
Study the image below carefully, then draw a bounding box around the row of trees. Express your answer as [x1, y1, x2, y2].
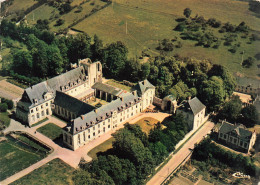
[192, 138, 259, 176]
[75, 114, 188, 184]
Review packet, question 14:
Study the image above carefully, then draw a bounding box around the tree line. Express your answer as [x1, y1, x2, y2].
[75, 114, 189, 184]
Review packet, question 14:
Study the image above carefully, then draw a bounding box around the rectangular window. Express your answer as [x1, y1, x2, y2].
[83, 133, 86, 141]
[88, 135, 90, 139]
[108, 119, 110, 122]
[240, 141, 243, 146]
[41, 105, 43, 109]
[220, 133, 223, 138]
[31, 109, 33, 113]
[244, 142, 247, 148]
[88, 129, 90, 133]
[234, 138, 237, 143]
[93, 132, 95, 136]
[224, 134, 227, 139]
[108, 125, 110, 128]
[46, 103, 48, 106]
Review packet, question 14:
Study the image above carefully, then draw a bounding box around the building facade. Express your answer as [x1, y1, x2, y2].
[63, 80, 155, 150]
[16, 58, 156, 150]
[218, 121, 256, 153]
[176, 97, 207, 131]
[16, 59, 102, 126]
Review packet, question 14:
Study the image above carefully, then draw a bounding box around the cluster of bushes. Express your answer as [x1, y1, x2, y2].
[75, 114, 189, 184]
[0, 97, 13, 112]
[156, 38, 182, 52]
[192, 138, 259, 176]
[174, 8, 257, 53]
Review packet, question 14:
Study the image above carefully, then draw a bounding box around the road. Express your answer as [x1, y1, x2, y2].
[147, 121, 215, 185]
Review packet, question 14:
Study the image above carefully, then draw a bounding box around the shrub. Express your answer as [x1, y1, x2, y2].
[1, 98, 13, 109]
[242, 57, 255, 68]
[0, 103, 8, 112]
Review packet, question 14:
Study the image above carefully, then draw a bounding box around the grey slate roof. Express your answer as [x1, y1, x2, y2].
[67, 92, 139, 134]
[219, 121, 253, 142]
[92, 82, 122, 96]
[46, 66, 85, 91]
[22, 67, 85, 108]
[236, 76, 260, 89]
[179, 97, 206, 115]
[24, 81, 53, 108]
[54, 91, 95, 117]
[132, 79, 154, 96]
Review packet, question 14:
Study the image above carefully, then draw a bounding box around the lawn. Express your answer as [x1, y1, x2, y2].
[87, 137, 114, 160]
[105, 79, 132, 92]
[133, 117, 160, 134]
[31, 117, 49, 127]
[0, 136, 45, 181]
[0, 112, 11, 130]
[11, 158, 75, 185]
[73, 0, 260, 79]
[37, 123, 63, 140]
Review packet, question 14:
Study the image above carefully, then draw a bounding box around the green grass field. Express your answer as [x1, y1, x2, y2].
[37, 123, 63, 140]
[26, 4, 58, 25]
[73, 0, 260, 79]
[0, 137, 44, 181]
[5, 0, 37, 14]
[11, 158, 75, 185]
[49, 0, 107, 32]
[87, 138, 114, 160]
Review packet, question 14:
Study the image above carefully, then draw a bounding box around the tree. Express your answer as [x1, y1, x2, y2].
[141, 63, 150, 80]
[219, 95, 242, 122]
[35, 19, 49, 30]
[184, 8, 192, 18]
[102, 41, 128, 78]
[242, 57, 254, 68]
[55, 19, 65, 26]
[12, 50, 33, 76]
[91, 34, 103, 61]
[67, 33, 92, 63]
[241, 105, 258, 127]
[0, 103, 8, 112]
[199, 76, 225, 111]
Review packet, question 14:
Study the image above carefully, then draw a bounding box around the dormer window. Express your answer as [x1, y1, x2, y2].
[34, 99, 38, 104]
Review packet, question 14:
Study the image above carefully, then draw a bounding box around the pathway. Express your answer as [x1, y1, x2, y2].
[147, 121, 215, 185]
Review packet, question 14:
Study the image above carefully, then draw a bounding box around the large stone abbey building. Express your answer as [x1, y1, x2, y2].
[16, 59, 155, 150]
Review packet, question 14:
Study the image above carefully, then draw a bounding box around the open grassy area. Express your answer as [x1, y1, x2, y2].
[49, 0, 108, 32]
[87, 137, 114, 160]
[0, 112, 11, 130]
[133, 117, 160, 134]
[105, 79, 132, 92]
[37, 123, 63, 140]
[0, 136, 45, 181]
[26, 4, 58, 25]
[5, 0, 37, 15]
[73, 0, 260, 79]
[11, 158, 75, 185]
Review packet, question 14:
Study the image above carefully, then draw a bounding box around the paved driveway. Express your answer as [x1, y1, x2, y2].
[147, 121, 215, 185]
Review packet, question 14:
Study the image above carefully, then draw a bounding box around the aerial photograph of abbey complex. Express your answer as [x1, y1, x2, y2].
[0, 0, 260, 184]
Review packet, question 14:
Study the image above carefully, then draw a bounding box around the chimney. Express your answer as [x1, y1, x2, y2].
[94, 109, 98, 113]
[188, 96, 191, 100]
[81, 115, 84, 120]
[120, 97, 124, 102]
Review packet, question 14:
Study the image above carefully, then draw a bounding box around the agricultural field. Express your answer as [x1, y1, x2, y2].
[0, 136, 45, 181]
[11, 158, 75, 185]
[48, 0, 108, 32]
[25, 4, 58, 25]
[73, 0, 260, 79]
[37, 123, 63, 140]
[4, 0, 37, 16]
[0, 79, 24, 100]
